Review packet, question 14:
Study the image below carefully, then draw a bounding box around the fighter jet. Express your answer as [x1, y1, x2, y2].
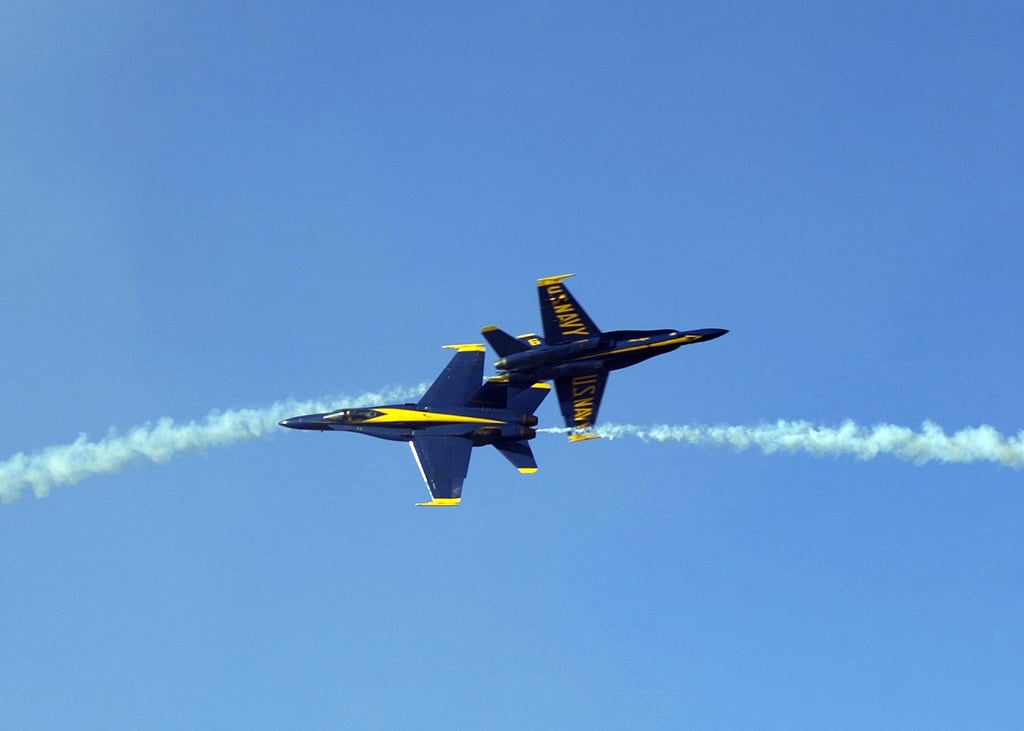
[482, 274, 727, 441]
[278, 344, 549, 506]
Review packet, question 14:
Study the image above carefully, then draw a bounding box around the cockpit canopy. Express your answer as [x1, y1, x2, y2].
[323, 408, 384, 422]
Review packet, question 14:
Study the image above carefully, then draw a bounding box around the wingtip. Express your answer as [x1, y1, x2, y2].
[537, 273, 575, 286]
[568, 432, 602, 443]
[442, 343, 485, 353]
[416, 498, 461, 507]
[517, 467, 538, 474]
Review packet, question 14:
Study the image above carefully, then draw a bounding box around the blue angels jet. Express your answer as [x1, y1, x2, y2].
[278, 345, 549, 506]
[482, 274, 727, 441]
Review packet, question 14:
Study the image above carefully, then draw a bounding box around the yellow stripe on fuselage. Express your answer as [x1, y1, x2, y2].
[361, 407, 505, 425]
[571, 333, 704, 361]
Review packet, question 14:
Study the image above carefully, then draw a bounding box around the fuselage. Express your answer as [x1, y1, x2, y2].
[495, 327, 727, 380]
[278, 404, 538, 444]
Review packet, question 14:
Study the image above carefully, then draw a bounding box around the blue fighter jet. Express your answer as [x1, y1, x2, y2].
[279, 345, 549, 506]
[482, 274, 727, 441]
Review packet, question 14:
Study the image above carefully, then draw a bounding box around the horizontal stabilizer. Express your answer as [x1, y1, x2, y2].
[494, 440, 538, 472]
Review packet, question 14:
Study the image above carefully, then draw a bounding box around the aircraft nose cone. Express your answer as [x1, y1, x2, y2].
[681, 328, 728, 341]
[279, 416, 313, 429]
[279, 413, 327, 430]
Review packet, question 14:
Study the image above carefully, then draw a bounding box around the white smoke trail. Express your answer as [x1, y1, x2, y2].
[540, 420, 1024, 468]
[0, 385, 427, 503]
[8, 397, 1019, 504]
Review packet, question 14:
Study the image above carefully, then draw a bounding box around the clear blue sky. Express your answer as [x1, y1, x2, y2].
[3, 3, 1022, 728]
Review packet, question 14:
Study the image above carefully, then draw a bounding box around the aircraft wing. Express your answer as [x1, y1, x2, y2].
[417, 345, 485, 407]
[537, 274, 601, 344]
[554, 370, 608, 441]
[409, 435, 472, 506]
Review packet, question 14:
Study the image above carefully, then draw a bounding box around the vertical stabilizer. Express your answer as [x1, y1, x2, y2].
[506, 381, 551, 414]
[418, 345, 485, 407]
[481, 326, 531, 357]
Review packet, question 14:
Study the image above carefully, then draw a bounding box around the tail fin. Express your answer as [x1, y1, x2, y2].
[467, 378, 507, 409]
[537, 274, 601, 344]
[417, 344, 485, 407]
[506, 380, 550, 414]
[494, 440, 538, 473]
[481, 326, 530, 357]
[468, 378, 550, 413]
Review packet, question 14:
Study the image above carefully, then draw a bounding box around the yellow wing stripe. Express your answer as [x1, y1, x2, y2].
[416, 498, 461, 507]
[443, 343, 485, 352]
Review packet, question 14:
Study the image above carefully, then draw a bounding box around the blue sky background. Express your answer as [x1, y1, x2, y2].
[2, 3, 1022, 728]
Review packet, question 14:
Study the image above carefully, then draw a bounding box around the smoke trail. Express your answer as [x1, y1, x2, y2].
[542, 420, 1024, 468]
[0, 386, 426, 503]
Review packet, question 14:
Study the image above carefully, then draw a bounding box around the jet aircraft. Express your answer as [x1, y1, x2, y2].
[482, 274, 727, 441]
[279, 344, 549, 506]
